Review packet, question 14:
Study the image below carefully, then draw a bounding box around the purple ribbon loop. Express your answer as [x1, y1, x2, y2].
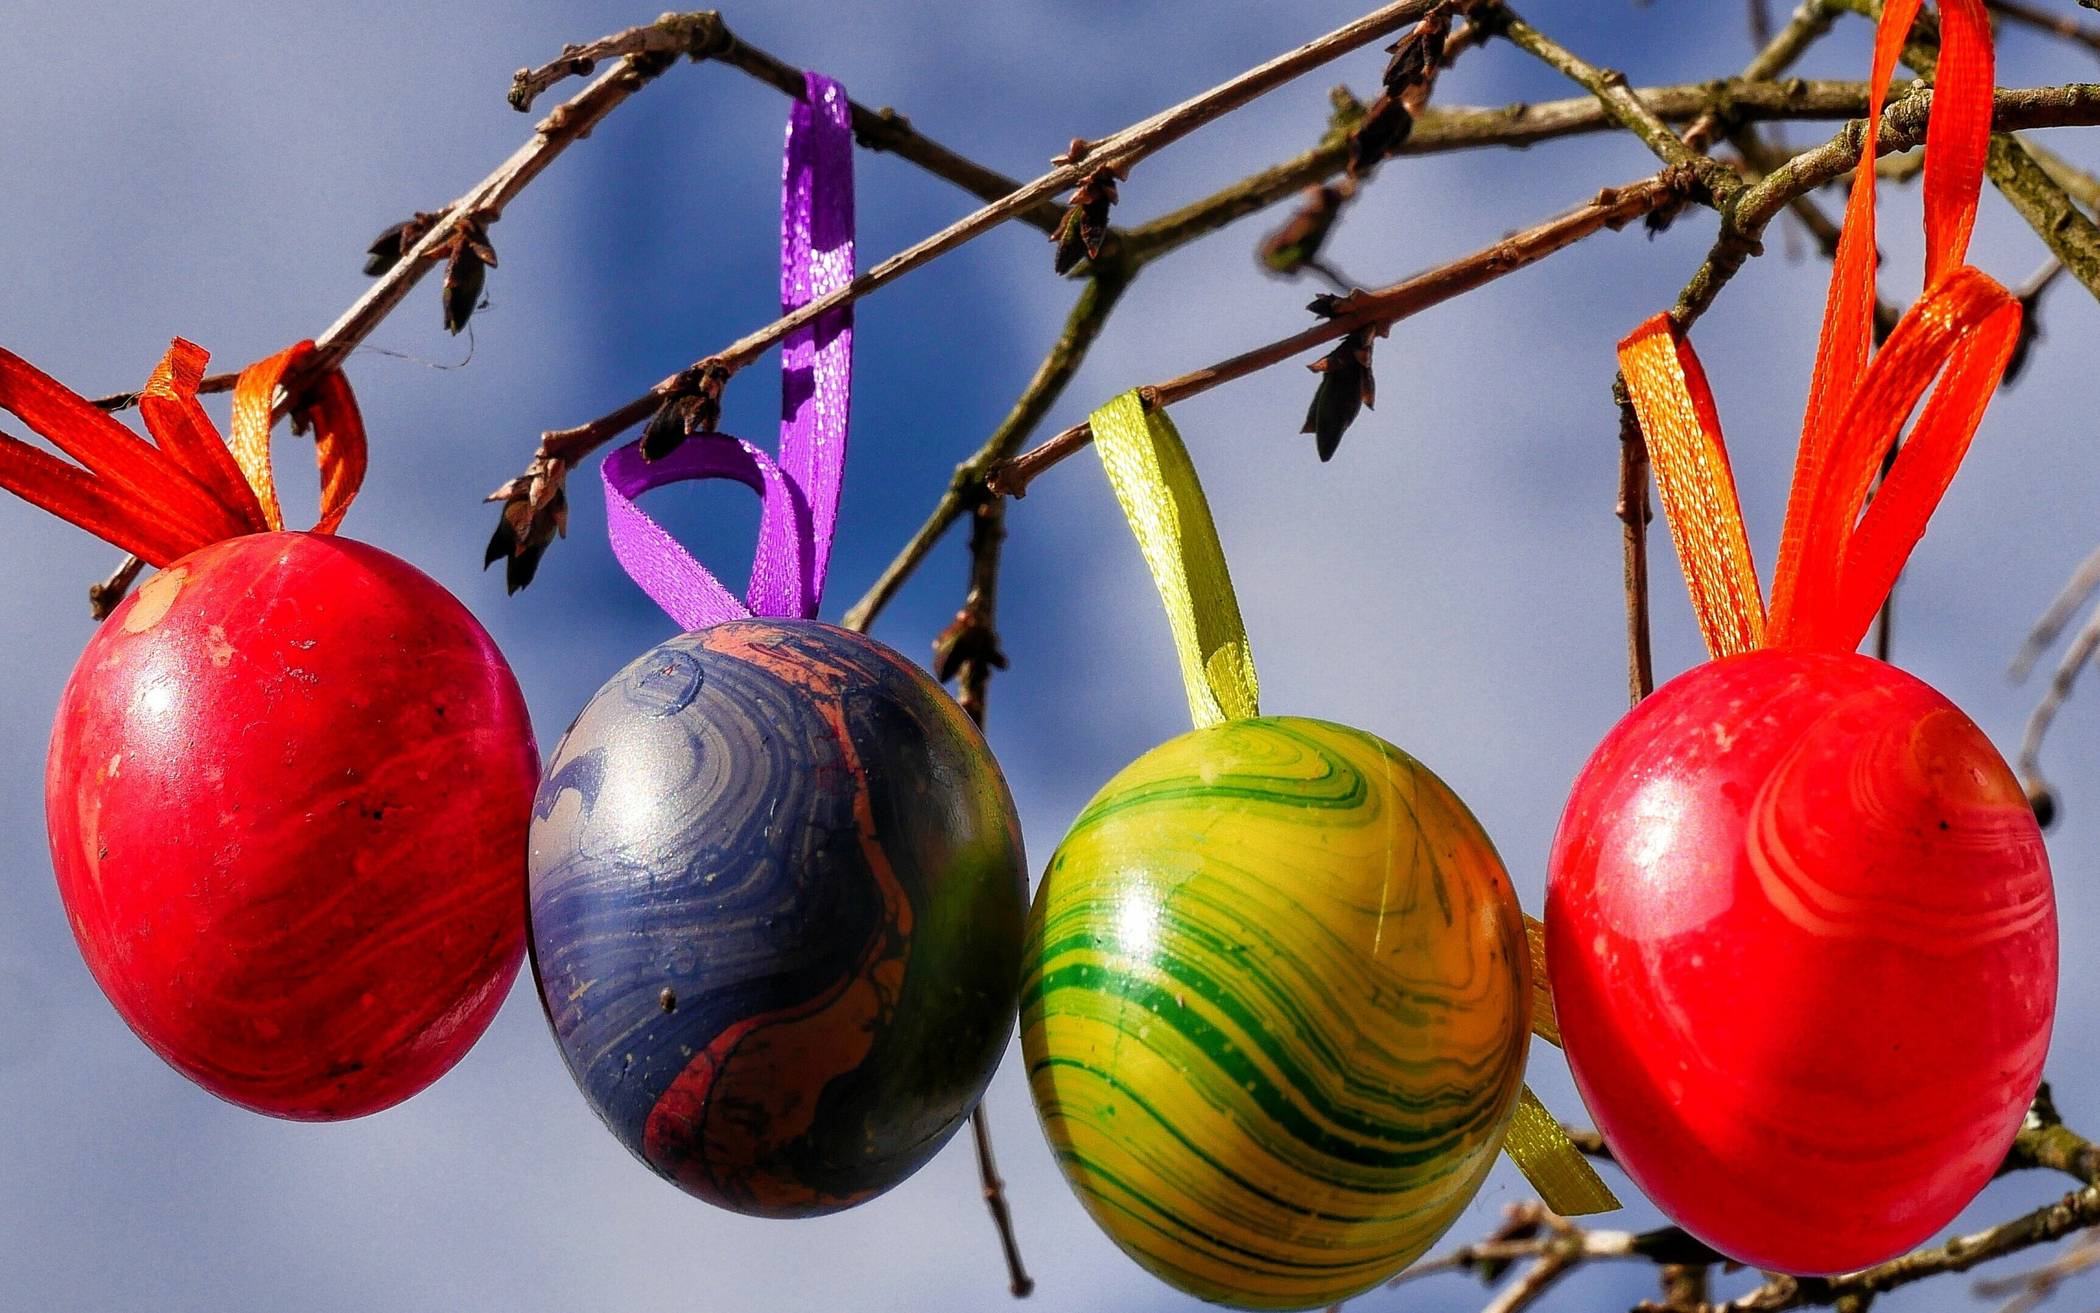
[602, 69, 855, 631]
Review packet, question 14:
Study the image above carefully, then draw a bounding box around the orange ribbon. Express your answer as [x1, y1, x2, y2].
[1620, 0, 2018, 658]
[0, 339, 367, 567]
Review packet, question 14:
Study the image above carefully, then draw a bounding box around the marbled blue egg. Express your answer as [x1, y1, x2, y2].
[527, 619, 1027, 1216]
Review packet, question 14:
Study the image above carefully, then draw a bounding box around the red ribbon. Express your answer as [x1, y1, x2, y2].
[0, 339, 368, 567]
[1620, 0, 2018, 658]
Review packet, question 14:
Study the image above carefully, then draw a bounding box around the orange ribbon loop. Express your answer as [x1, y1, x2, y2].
[0, 338, 368, 567]
[141, 339, 268, 530]
[231, 340, 367, 534]
[1621, 0, 2012, 659]
[1617, 316, 1766, 660]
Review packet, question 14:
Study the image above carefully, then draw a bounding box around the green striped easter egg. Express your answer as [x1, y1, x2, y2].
[1021, 715, 1529, 1310]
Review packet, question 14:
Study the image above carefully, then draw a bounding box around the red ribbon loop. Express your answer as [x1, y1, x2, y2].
[0, 338, 370, 567]
[1620, 0, 2014, 661]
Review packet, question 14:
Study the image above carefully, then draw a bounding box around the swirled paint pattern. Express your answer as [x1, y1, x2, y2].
[1547, 649, 2057, 1273]
[46, 533, 538, 1120]
[528, 620, 1026, 1216]
[1022, 716, 1528, 1310]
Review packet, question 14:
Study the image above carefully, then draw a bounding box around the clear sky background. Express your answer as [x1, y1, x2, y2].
[2, 3, 2098, 1311]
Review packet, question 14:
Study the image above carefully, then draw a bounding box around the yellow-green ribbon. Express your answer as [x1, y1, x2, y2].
[1091, 390, 1259, 727]
[1088, 389, 1619, 1218]
[1504, 1089, 1617, 1215]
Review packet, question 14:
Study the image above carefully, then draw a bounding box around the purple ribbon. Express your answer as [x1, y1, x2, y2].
[603, 70, 854, 630]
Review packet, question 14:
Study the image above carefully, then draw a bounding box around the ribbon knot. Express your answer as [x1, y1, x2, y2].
[1621, 0, 2017, 659]
[0, 337, 367, 568]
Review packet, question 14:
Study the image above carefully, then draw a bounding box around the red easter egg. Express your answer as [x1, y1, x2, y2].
[45, 532, 538, 1120]
[1546, 649, 2055, 1274]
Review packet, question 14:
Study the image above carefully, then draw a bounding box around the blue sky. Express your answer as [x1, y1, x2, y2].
[2, 3, 2099, 1310]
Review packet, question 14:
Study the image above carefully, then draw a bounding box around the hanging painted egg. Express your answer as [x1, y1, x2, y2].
[527, 619, 1027, 1216]
[1547, 649, 2055, 1273]
[1024, 715, 1529, 1311]
[47, 531, 539, 1120]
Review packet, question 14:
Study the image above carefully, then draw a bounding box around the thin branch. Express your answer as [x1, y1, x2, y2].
[888, 428, 1026, 1296]
[1988, 0, 2100, 59]
[968, 1103, 1031, 1298]
[86, 555, 147, 621]
[2012, 541, 2100, 682]
[92, 54, 685, 414]
[842, 263, 1132, 631]
[1381, 1106, 2100, 1313]
[1129, 76, 1902, 262]
[848, 74, 1990, 633]
[1712, 1187, 2100, 1312]
[2013, 589, 2100, 812]
[1615, 383, 1656, 705]
[1732, 127, 1904, 337]
[1487, 4, 1734, 193]
[1974, 1232, 2100, 1313]
[531, 0, 1452, 469]
[507, 11, 1066, 234]
[1481, 1253, 1578, 1313]
[2025, 136, 2100, 212]
[988, 171, 1701, 497]
[1752, 0, 1779, 45]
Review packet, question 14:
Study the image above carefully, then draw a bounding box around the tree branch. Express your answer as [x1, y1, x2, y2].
[1615, 382, 1656, 706]
[1128, 77, 1909, 262]
[842, 261, 1132, 631]
[987, 171, 1705, 497]
[528, 0, 1452, 474]
[1485, 4, 1733, 194]
[506, 11, 1067, 234]
[1374, 1101, 2100, 1313]
[1988, 0, 2100, 59]
[92, 53, 688, 414]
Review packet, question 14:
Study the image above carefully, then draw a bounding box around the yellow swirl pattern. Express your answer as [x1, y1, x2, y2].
[1022, 716, 1529, 1310]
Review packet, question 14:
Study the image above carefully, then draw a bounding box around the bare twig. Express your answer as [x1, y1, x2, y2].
[990, 171, 1697, 496]
[844, 263, 1131, 631]
[968, 1104, 1031, 1298]
[850, 73, 1981, 633]
[1132, 76, 1907, 262]
[895, 440, 1025, 1298]
[530, 0, 1454, 471]
[1487, 4, 1735, 195]
[1732, 127, 1904, 337]
[1378, 1106, 2100, 1313]
[1711, 1187, 2100, 1311]
[86, 555, 147, 621]
[1751, 0, 1779, 44]
[76, 29, 720, 612]
[508, 11, 1066, 234]
[2025, 136, 2100, 212]
[92, 53, 682, 415]
[1989, 0, 2100, 59]
[2012, 542, 2100, 683]
[1615, 383, 1656, 705]
[2013, 580, 2100, 818]
[1974, 1232, 2100, 1313]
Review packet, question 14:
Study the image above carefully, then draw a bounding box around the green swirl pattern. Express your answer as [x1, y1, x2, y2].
[1021, 716, 1529, 1310]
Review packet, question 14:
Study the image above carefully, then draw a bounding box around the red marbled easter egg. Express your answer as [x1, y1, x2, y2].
[45, 532, 538, 1120]
[1546, 649, 2055, 1274]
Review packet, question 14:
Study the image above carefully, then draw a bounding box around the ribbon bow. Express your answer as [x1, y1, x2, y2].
[1620, 0, 2018, 659]
[601, 71, 854, 630]
[1088, 390, 1619, 1216]
[0, 338, 367, 568]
